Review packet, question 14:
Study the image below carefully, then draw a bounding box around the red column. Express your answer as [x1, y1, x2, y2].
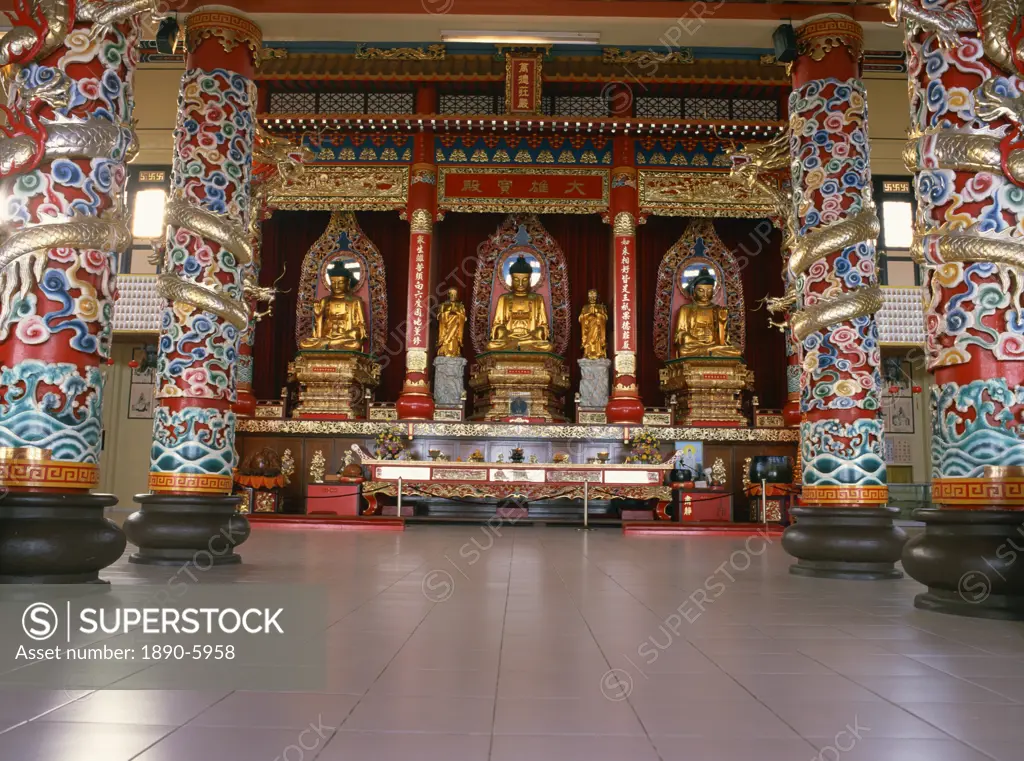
[788, 15, 887, 507]
[605, 86, 644, 424]
[125, 7, 259, 567]
[396, 84, 437, 420]
[892, 0, 1024, 615]
[0, 3, 154, 582]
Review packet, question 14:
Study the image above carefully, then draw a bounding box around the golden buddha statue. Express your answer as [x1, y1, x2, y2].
[673, 268, 740, 358]
[436, 288, 466, 357]
[486, 254, 552, 352]
[299, 265, 368, 351]
[578, 289, 607, 360]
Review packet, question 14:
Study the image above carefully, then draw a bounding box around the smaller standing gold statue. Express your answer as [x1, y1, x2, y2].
[300, 265, 368, 351]
[486, 254, 552, 352]
[674, 267, 740, 358]
[578, 289, 608, 360]
[436, 288, 466, 357]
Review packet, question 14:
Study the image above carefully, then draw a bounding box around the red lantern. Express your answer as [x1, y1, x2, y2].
[128, 360, 139, 369]
[912, 385, 922, 394]
[889, 385, 900, 394]
[106, 357, 115, 366]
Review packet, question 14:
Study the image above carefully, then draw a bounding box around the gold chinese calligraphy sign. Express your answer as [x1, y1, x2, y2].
[438, 167, 610, 214]
[505, 52, 543, 115]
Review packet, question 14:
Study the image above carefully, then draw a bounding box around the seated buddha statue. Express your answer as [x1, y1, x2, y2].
[299, 265, 368, 351]
[673, 268, 740, 358]
[486, 254, 553, 352]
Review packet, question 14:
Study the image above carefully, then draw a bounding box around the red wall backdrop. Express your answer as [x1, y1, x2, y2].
[254, 210, 786, 413]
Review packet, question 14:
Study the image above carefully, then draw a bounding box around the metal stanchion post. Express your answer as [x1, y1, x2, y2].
[398, 477, 403, 518]
[762, 478, 768, 530]
[577, 479, 594, 532]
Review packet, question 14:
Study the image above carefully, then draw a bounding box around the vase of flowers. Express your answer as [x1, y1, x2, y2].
[374, 427, 405, 460]
[624, 430, 662, 464]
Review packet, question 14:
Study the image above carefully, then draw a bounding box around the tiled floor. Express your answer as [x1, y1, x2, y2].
[3, 524, 1024, 760]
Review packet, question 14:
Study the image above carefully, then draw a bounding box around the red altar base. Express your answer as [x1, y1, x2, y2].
[296, 412, 358, 420]
[623, 522, 784, 537]
[248, 513, 405, 531]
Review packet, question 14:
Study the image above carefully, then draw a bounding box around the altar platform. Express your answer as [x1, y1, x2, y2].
[235, 418, 798, 523]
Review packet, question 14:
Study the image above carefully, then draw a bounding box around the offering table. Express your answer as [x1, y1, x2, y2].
[359, 459, 674, 519]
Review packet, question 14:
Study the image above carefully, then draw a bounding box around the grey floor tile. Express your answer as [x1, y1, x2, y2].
[0, 721, 175, 761]
[317, 731, 491, 761]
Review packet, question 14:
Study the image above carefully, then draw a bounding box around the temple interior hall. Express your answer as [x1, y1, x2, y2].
[1, 1, 1024, 760]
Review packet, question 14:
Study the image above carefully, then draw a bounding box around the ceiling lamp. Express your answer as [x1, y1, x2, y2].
[440, 31, 599, 45]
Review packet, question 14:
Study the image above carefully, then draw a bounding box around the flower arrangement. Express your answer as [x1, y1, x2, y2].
[624, 430, 662, 464]
[374, 427, 405, 460]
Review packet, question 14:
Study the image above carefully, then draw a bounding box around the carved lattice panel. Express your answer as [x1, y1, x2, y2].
[269, 92, 316, 113]
[636, 97, 682, 119]
[732, 99, 779, 121]
[366, 92, 415, 114]
[550, 96, 608, 118]
[439, 94, 500, 115]
[684, 97, 729, 120]
[319, 92, 365, 113]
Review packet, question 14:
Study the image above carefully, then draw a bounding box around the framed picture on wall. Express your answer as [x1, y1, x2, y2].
[882, 395, 914, 434]
[127, 383, 155, 419]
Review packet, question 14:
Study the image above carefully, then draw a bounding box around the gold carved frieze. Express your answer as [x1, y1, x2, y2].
[602, 47, 694, 66]
[236, 418, 798, 443]
[638, 170, 777, 219]
[267, 165, 409, 211]
[355, 44, 446, 60]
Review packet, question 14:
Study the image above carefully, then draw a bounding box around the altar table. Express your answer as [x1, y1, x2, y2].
[359, 459, 674, 519]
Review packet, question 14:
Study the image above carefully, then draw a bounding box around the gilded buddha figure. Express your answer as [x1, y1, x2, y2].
[578, 289, 607, 360]
[299, 264, 368, 351]
[436, 288, 466, 357]
[486, 254, 552, 352]
[673, 267, 740, 358]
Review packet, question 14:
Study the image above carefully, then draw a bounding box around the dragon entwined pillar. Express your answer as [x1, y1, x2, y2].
[893, 0, 1024, 617]
[124, 7, 261, 565]
[0, 1, 157, 582]
[779, 14, 907, 579]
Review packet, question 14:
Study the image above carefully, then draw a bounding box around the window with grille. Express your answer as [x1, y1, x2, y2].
[319, 92, 365, 113]
[636, 97, 682, 119]
[269, 92, 316, 113]
[549, 96, 608, 118]
[732, 99, 779, 121]
[684, 97, 729, 120]
[439, 94, 501, 115]
[366, 92, 414, 114]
